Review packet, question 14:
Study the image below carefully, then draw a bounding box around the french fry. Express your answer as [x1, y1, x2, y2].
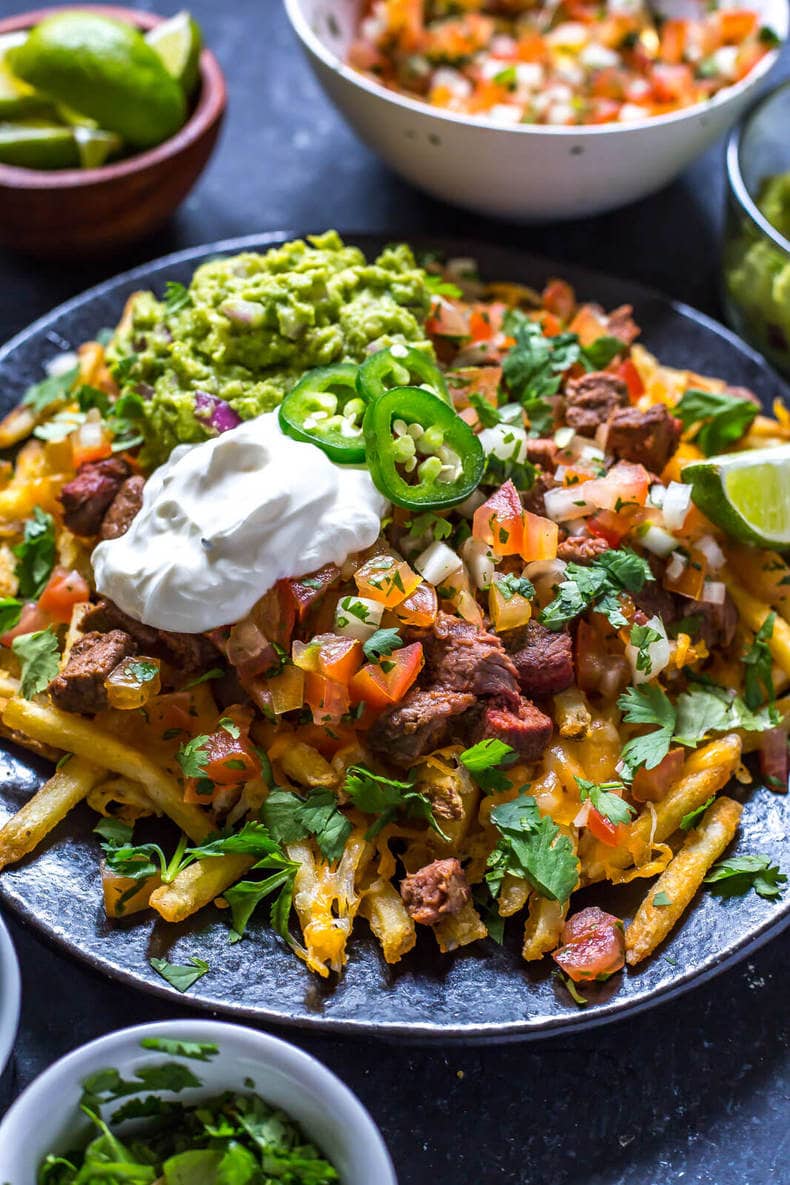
[724, 572, 790, 676]
[289, 832, 372, 977]
[522, 895, 568, 962]
[359, 878, 417, 964]
[0, 755, 103, 869]
[102, 862, 161, 918]
[0, 672, 19, 698]
[0, 404, 36, 450]
[498, 874, 530, 918]
[625, 796, 742, 965]
[150, 855, 255, 923]
[434, 898, 487, 953]
[2, 697, 212, 842]
[725, 546, 790, 624]
[582, 734, 742, 883]
[553, 688, 592, 739]
[278, 742, 336, 788]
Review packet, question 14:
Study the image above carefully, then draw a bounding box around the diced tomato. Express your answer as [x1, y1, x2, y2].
[354, 554, 421, 608]
[447, 365, 502, 413]
[71, 419, 113, 469]
[663, 547, 707, 600]
[586, 806, 627, 848]
[568, 304, 610, 346]
[649, 63, 696, 106]
[469, 308, 494, 343]
[304, 671, 350, 724]
[0, 601, 49, 646]
[314, 634, 363, 685]
[716, 9, 758, 43]
[255, 580, 296, 649]
[425, 296, 470, 340]
[473, 480, 524, 558]
[286, 564, 340, 623]
[183, 718, 261, 803]
[520, 509, 558, 562]
[603, 461, 650, 508]
[145, 692, 196, 742]
[349, 642, 424, 709]
[588, 98, 622, 124]
[552, 906, 625, 983]
[542, 279, 575, 323]
[617, 358, 645, 402]
[37, 567, 90, 624]
[225, 618, 279, 680]
[632, 746, 685, 802]
[394, 581, 438, 627]
[591, 67, 628, 101]
[587, 510, 631, 547]
[659, 19, 688, 63]
[539, 311, 563, 337]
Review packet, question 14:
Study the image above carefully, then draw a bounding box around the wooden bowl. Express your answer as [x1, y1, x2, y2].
[0, 5, 227, 255]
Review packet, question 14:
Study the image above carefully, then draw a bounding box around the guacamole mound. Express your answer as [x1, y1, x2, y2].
[109, 231, 433, 465]
[726, 172, 790, 377]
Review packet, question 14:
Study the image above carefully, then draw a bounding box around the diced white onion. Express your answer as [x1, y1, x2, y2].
[461, 537, 495, 590]
[648, 483, 666, 509]
[456, 488, 486, 519]
[639, 522, 680, 558]
[334, 596, 384, 641]
[665, 551, 687, 583]
[701, 580, 726, 605]
[695, 534, 726, 572]
[554, 426, 575, 448]
[543, 485, 594, 522]
[564, 518, 589, 537]
[558, 433, 605, 466]
[415, 540, 463, 586]
[625, 614, 670, 685]
[573, 801, 592, 828]
[498, 403, 524, 424]
[46, 350, 78, 378]
[478, 422, 528, 464]
[662, 482, 692, 531]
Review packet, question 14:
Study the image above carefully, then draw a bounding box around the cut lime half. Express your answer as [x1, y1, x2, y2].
[74, 126, 123, 168]
[145, 11, 202, 96]
[0, 123, 78, 169]
[684, 445, 790, 549]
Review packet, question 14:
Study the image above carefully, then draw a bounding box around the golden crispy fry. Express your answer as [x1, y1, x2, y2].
[359, 878, 417, 964]
[0, 755, 103, 870]
[625, 796, 743, 965]
[0, 404, 36, 450]
[724, 573, 790, 676]
[102, 861, 162, 918]
[553, 688, 592, 739]
[0, 672, 19, 698]
[150, 855, 255, 923]
[2, 697, 212, 842]
[434, 898, 488, 953]
[498, 874, 530, 917]
[725, 546, 790, 624]
[278, 742, 336, 788]
[288, 832, 372, 977]
[582, 734, 742, 883]
[413, 750, 480, 851]
[522, 895, 568, 962]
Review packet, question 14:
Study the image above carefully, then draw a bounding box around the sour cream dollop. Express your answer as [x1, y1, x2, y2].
[92, 412, 389, 633]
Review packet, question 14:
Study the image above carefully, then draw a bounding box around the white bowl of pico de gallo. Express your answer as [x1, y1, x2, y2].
[284, 0, 788, 221]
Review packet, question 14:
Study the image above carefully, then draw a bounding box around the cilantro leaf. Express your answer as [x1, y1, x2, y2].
[486, 791, 578, 902]
[460, 737, 517, 793]
[674, 683, 776, 746]
[580, 336, 625, 370]
[674, 387, 757, 456]
[407, 511, 453, 541]
[743, 612, 776, 710]
[0, 597, 22, 634]
[176, 734, 210, 778]
[139, 1037, 219, 1061]
[12, 627, 60, 698]
[630, 622, 662, 674]
[150, 956, 209, 993]
[13, 507, 56, 599]
[261, 789, 311, 844]
[296, 788, 352, 863]
[617, 684, 676, 774]
[224, 865, 298, 945]
[344, 765, 449, 841]
[493, 572, 535, 602]
[575, 777, 636, 826]
[502, 313, 580, 407]
[680, 796, 715, 831]
[552, 969, 589, 1007]
[163, 280, 192, 314]
[21, 365, 78, 415]
[362, 627, 403, 663]
[540, 549, 652, 631]
[652, 891, 672, 907]
[127, 659, 160, 684]
[424, 273, 463, 299]
[704, 854, 786, 900]
[469, 392, 502, 428]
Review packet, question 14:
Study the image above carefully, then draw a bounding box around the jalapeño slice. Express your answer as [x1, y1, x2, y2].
[278, 363, 366, 463]
[357, 345, 452, 406]
[364, 386, 484, 510]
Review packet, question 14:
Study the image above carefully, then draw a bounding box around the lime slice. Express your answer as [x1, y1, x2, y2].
[684, 445, 790, 549]
[0, 31, 53, 119]
[7, 12, 185, 149]
[0, 123, 78, 169]
[145, 11, 202, 96]
[55, 101, 98, 129]
[74, 126, 123, 168]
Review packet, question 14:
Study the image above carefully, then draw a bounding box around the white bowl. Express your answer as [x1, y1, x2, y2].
[285, 0, 788, 221]
[0, 1019, 397, 1185]
[0, 911, 20, 1079]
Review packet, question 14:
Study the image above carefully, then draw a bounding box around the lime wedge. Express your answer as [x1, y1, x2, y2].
[0, 31, 53, 119]
[684, 445, 790, 549]
[0, 123, 78, 169]
[74, 126, 123, 168]
[145, 11, 202, 96]
[55, 101, 98, 129]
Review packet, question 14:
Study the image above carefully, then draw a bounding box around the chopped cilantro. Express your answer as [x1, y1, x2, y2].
[493, 572, 535, 602]
[704, 854, 786, 900]
[743, 612, 775, 711]
[0, 597, 23, 634]
[540, 548, 652, 631]
[652, 891, 672, 907]
[486, 790, 579, 903]
[163, 280, 192, 314]
[674, 387, 757, 456]
[680, 796, 715, 831]
[575, 777, 636, 826]
[138, 1037, 219, 1061]
[261, 786, 351, 863]
[459, 737, 517, 793]
[21, 365, 78, 415]
[630, 622, 662, 674]
[175, 734, 210, 779]
[344, 765, 449, 841]
[12, 627, 60, 698]
[362, 627, 403, 662]
[127, 659, 159, 684]
[552, 969, 588, 1006]
[407, 511, 453, 541]
[13, 507, 56, 599]
[424, 273, 463, 299]
[149, 956, 209, 993]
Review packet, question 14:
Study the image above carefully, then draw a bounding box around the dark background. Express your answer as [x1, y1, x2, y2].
[0, 2, 788, 1181]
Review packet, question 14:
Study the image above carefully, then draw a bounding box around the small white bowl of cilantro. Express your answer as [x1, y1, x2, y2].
[0, 1019, 397, 1184]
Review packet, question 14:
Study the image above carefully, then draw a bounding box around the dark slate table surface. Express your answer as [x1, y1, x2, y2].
[0, 2, 788, 1181]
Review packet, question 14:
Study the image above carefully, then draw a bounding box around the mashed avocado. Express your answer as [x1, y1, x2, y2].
[725, 173, 790, 378]
[109, 231, 433, 465]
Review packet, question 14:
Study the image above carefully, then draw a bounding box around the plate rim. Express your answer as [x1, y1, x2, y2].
[0, 229, 787, 1041]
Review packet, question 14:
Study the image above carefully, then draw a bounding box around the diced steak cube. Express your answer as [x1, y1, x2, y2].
[99, 474, 145, 540]
[556, 535, 609, 564]
[48, 629, 137, 714]
[606, 403, 681, 473]
[606, 305, 640, 345]
[504, 620, 574, 698]
[682, 593, 738, 649]
[59, 457, 131, 537]
[368, 687, 475, 767]
[565, 372, 628, 436]
[522, 473, 556, 517]
[400, 858, 470, 926]
[525, 437, 559, 471]
[427, 612, 520, 701]
[81, 599, 218, 675]
[476, 696, 553, 762]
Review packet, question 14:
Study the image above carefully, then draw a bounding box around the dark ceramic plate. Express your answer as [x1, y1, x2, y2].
[0, 232, 788, 1040]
